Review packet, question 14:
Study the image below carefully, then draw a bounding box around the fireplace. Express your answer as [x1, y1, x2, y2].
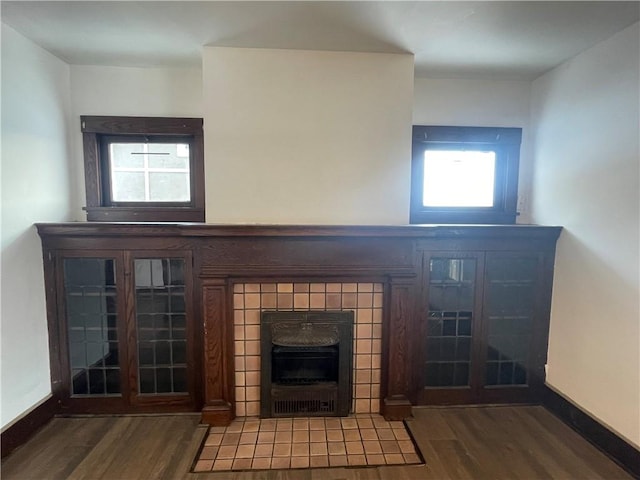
[260, 311, 353, 417]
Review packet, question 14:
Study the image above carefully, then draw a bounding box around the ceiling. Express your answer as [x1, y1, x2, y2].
[1, 1, 638, 80]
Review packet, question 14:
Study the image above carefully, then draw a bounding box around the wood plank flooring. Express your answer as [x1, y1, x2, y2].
[1, 406, 633, 480]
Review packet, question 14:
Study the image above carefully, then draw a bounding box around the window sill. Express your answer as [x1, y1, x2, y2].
[84, 206, 204, 223]
[409, 210, 517, 225]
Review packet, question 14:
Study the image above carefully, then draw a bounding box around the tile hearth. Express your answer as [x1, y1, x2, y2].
[192, 415, 423, 472]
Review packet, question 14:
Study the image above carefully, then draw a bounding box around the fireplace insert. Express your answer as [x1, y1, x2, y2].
[260, 311, 353, 417]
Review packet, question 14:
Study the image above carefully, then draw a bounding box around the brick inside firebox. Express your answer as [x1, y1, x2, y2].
[233, 283, 383, 417]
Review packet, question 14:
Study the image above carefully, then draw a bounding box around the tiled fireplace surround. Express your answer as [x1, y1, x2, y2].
[233, 282, 384, 417]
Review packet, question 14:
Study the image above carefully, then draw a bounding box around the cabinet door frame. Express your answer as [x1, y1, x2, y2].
[54, 251, 131, 413]
[414, 251, 486, 405]
[125, 250, 197, 409]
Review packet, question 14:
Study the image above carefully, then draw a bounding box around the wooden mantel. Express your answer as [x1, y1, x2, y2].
[36, 222, 562, 425]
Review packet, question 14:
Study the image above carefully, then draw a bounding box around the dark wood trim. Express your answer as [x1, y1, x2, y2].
[1, 396, 60, 458]
[543, 385, 640, 479]
[81, 116, 202, 135]
[382, 275, 416, 419]
[201, 281, 234, 425]
[84, 207, 205, 223]
[410, 125, 522, 225]
[80, 116, 205, 223]
[36, 223, 562, 240]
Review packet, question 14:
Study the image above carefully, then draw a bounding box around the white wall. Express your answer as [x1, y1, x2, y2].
[69, 65, 203, 219]
[413, 77, 533, 223]
[0, 24, 73, 429]
[530, 22, 640, 447]
[203, 47, 414, 224]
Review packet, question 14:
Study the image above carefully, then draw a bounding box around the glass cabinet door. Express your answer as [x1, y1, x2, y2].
[133, 258, 189, 397]
[63, 257, 122, 398]
[419, 254, 481, 403]
[483, 255, 538, 389]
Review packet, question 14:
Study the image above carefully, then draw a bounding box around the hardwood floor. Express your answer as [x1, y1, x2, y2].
[1, 406, 633, 480]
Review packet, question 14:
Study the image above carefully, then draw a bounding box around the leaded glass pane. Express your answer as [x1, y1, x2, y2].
[134, 258, 188, 395]
[424, 258, 476, 388]
[63, 258, 121, 397]
[485, 256, 536, 386]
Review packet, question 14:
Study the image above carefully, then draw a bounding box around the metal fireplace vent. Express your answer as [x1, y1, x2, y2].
[260, 311, 353, 418]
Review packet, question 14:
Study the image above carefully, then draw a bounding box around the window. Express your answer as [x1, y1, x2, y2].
[82, 116, 205, 222]
[410, 126, 522, 224]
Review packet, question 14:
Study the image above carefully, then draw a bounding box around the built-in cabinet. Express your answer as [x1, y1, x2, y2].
[415, 251, 549, 405]
[37, 223, 560, 422]
[51, 249, 197, 413]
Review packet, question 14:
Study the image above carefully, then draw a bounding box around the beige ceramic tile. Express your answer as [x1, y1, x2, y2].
[290, 456, 310, 468]
[310, 455, 329, 467]
[376, 429, 395, 441]
[216, 445, 237, 459]
[309, 418, 325, 431]
[385, 453, 405, 465]
[277, 293, 293, 308]
[245, 309, 260, 324]
[233, 294, 244, 309]
[212, 459, 233, 471]
[345, 441, 364, 455]
[309, 429, 326, 442]
[221, 433, 240, 445]
[341, 418, 358, 429]
[363, 440, 383, 455]
[245, 355, 260, 371]
[292, 430, 309, 443]
[366, 454, 386, 465]
[257, 431, 275, 444]
[253, 443, 273, 457]
[271, 456, 290, 469]
[232, 458, 252, 470]
[261, 293, 277, 309]
[199, 446, 218, 460]
[403, 452, 422, 464]
[292, 418, 309, 430]
[309, 442, 328, 456]
[193, 459, 213, 472]
[239, 432, 257, 445]
[328, 455, 348, 467]
[327, 442, 346, 455]
[343, 429, 361, 442]
[342, 283, 358, 293]
[348, 454, 367, 466]
[275, 431, 292, 443]
[272, 442, 291, 457]
[380, 440, 401, 453]
[291, 442, 309, 456]
[326, 429, 344, 442]
[235, 444, 255, 459]
[251, 457, 271, 470]
[204, 433, 223, 446]
[360, 428, 378, 441]
[293, 293, 310, 309]
[246, 402, 259, 416]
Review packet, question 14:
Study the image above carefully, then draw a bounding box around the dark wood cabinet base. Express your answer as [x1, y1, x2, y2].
[382, 395, 413, 421]
[201, 402, 234, 426]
